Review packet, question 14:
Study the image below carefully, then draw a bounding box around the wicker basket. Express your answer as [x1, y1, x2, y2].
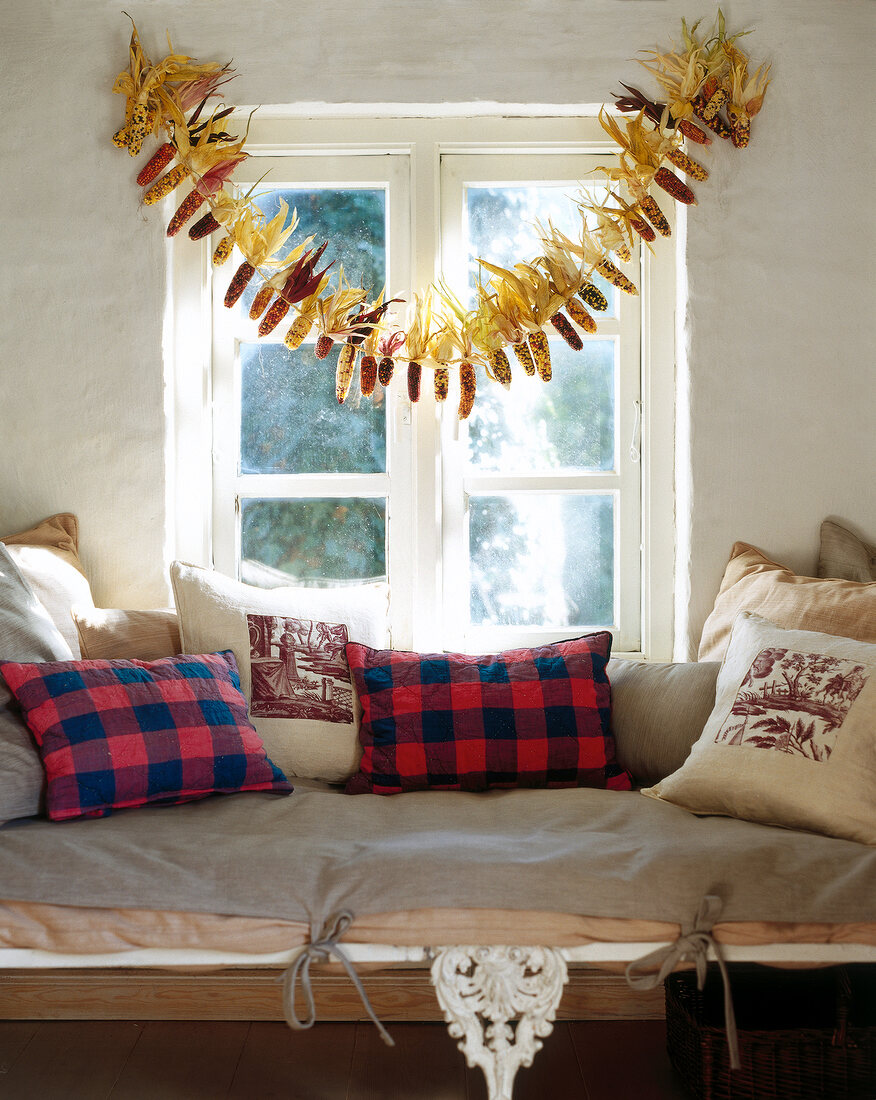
[665, 965, 876, 1100]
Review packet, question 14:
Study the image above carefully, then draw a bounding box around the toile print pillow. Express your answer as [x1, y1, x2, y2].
[170, 562, 388, 783]
[643, 613, 876, 844]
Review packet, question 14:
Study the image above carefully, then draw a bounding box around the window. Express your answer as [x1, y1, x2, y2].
[169, 115, 675, 658]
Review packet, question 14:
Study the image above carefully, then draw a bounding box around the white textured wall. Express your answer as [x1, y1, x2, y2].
[1, 0, 873, 653]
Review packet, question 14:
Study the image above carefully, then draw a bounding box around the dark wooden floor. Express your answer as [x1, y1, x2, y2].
[0, 1019, 688, 1098]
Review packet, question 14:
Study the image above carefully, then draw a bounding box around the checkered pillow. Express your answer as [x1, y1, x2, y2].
[345, 633, 632, 795]
[0, 651, 292, 821]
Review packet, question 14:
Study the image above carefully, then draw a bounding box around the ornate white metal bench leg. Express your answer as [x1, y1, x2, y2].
[430, 946, 569, 1100]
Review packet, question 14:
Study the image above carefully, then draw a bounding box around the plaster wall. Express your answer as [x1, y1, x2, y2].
[1, 0, 873, 655]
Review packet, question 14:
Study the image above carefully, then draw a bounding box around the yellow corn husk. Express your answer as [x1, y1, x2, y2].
[143, 164, 189, 205]
[249, 285, 274, 321]
[665, 147, 709, 181]
[487, 349, 512, 388]
[511, 340, 536, 376]
[566, 299, 597, 334]
[407, 361, 422, 403]
[378, 357, 395, 386]
[597, 259, 639, 296]
[640, 195, 671, 238]
[528, 330, 552, 382]
[212, 235, 233, 267]
[550, 312, 583, 351]
[284, 315, 313, 350]
[654, 166, 697, 206]
[579, 283, 609, 312]
[458, 362, 477, 421]
[434, 367, 449, 402]
[336, 343, 358, 405]
[360, 355, 378, 397]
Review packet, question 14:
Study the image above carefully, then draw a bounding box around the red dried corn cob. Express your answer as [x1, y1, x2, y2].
[315, 335, 334, 359]
[639, 195, 671, 237]
[566, 299, 597, 334]
[678, 118, 711, 145]
[137, 142, 176, 186]
[458, 363, 477, 420]
[360, 355, 378, 397]
[189, 212, 220, 240]
[512, 340, 536, 376]
[550, 312, 583, 351]
[579, 283, 609, 312]
[249, 285, 274, 320]
[434, 368, 449, 402]
[259, 297, 291, 337]
[665, 147, 709, 182]
[143, 164, 189, 205]
[336, 343, 358, 405]
[378, 357, 395, 386]
[284, 316, 313, 350]
[487, 349, 512, 387]
[212, 235, 233, 266]
[528, 331, 551, 382]
[654, 166, 697, 206]
[630, 216, 656, 242]
[407, 362, 422, 403]
[224, 262, 255, 308]
[597, 259, 639, 295]
[166, 190, 206, 237]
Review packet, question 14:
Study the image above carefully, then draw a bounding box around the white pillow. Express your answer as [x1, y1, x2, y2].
[170, 562, 389, 783]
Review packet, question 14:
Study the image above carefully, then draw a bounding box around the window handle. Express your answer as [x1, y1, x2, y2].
[629, 400, 642, 464]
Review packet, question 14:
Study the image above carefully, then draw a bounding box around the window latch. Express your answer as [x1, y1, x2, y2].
[629, 400, 642, 464]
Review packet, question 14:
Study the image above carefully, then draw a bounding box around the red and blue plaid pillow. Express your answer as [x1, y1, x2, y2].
[0, 651, 292, 821]
[345, 633, 632, 795]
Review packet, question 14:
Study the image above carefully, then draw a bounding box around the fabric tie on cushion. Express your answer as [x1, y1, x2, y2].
[625, 894, 739, 1070]
[281, 910, 394, 1047]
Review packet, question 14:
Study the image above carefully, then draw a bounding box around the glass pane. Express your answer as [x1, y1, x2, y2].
[467, 339, 615, 473]
[469, 494, 614, 627]
[240, 343, 386, 475]
[240, 498, 386, 587]
[465, 184, 616, 315]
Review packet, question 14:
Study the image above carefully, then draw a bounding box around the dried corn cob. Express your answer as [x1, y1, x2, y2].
[143, 164, 189, 205]
[407, 362, 422, 403]
[654, 166, 697, 205]
[212, 235, 233, 266]
[511, 340, 536, 376]
[315, 335, 334, 360]
[693, 100, 732, 139]
[597, 260, 639, 296]
[665, 147, 709, 181]
[550, 312, 583, 351]
[630, 216, 656, 242]
[360, 355, 378, 397]
[487, 349, 512, 388]
[566, 299, 597, 334]
[336, 343, 358, 405]
[434, 368, 449, 402]
[678, 118, 711, 145]
[639, 195, 671, 238]
[727, 108, 750, 149]
[189, 212, 220, 240]
[700, 86, 728, 122]
[249, 285, 274, 320]
[259, 297, 291, 337]
[224, 262, 255, 308]
[126, 104, 152, 157]
[113, 98, 134, 148]
[458, 362, 476, 420]
[136, 142, 176, 186]
[166, 190, 206, 237]
[378, 357, 395, 386]
[528, 330, 552, 382]
[284, 315, 313, 350]
[579, 283, 609, 312]
[614, 242, 632, 263]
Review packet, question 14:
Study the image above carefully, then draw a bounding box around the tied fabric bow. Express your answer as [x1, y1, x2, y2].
[625, 894, 740, 1070]
[281, 910, 395, 1047]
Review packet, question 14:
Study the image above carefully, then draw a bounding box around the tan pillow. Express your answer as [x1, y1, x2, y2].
[609, 658, 719, 785]
[645, 613, 876, 845]
[1, 514, 95, 657]
[698, 542, 876, 662]
[170, 561, 389, 783]
[818, 520, 876, 583]
[73, 607, 181, 661]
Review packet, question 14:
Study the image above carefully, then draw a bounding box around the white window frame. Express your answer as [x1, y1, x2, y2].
[166, 113, 676, 660]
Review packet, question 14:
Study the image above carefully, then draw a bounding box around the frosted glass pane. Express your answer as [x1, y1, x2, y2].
[469, 495, 614, 627]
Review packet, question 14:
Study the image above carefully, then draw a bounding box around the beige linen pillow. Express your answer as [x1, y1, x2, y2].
[646, 613, 876, 845]
[170, 562, 389, 783]
[73, 607, 181, 661]
[698, 542, 876, 661]
[818, 520, 876, 583]
[1, 514, 95, 657]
